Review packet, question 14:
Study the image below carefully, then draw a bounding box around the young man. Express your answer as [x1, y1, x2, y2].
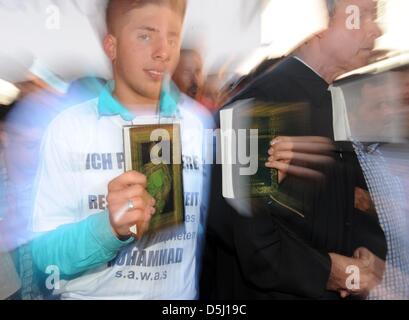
[31, 0, 213, 300]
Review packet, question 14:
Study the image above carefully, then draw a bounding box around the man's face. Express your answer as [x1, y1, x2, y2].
[108, 5, 183, 102]
[172, 51, 204, 99]
[325, 0, 382, 70]
[355, 70, 409, 140]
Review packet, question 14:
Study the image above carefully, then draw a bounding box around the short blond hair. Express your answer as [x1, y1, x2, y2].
[106, 0, 187, 33]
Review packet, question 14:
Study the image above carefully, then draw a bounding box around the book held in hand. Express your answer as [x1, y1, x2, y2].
[220, 99, 310, 217]
[123, 123, 184, 236]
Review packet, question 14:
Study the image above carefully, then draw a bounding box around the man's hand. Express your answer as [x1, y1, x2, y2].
[327, 248, 385, 299]
[351, 247, 385, 298]
[327, 253, 358, 298]
[265, 136, 335, 183]
[107, 171, 156, 240]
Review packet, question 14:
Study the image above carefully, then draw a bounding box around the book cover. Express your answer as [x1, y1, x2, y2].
[123, 123, 184, 236]
[220, 99, 311, 217]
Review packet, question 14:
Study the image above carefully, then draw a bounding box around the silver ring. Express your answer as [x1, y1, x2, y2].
[127, 199, 135, 210]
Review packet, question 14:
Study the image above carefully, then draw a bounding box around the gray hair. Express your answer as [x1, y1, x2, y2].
[325, 0, 341, 17]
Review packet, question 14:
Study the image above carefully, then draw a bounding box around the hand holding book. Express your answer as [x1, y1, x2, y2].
[106, 171, 156, 240]
[265, 136, 336, 183]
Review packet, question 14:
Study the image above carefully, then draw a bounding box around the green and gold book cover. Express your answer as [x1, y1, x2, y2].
[123, 123, 184, 235]
[221, 100, 311, 218]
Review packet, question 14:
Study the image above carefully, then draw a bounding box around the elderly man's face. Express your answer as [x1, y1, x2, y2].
[325, 0, 382, 70]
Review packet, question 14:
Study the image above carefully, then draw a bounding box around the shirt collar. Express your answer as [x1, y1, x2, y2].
[293, 56, 326, 81]
[289, 56, 331, 97]
[97, 79, 181, 121]
[97, 81, 136, 121]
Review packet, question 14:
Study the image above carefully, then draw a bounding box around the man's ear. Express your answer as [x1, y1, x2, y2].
[103, 34, 117, 61]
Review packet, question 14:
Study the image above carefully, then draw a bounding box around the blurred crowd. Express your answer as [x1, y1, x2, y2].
[0, 0, 409, 301]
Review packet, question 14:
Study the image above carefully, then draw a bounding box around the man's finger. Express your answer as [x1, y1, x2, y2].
[269, 141, 335, 155]
[271, 136, 333, 145]
[354, 247, 373, 261]
[107, 190, 155, 210]
[108, 186, 146, 205]
[265, 160, 325, 181]
[108, 171, 147, 192]
[268, 151, 335, 165]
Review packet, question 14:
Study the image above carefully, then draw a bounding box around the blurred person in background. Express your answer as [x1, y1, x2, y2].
[202, 0, 388, 300]
[0, 232, 21, 300]
[0, 90, 21, 300]
[1, 63, 105, 251]
[198, 74, 224, 114]
[347, 65, 409, 298]
[172, 48, 212, 123]
[172, 48, 204, 100]
[0, 61, 105, 300]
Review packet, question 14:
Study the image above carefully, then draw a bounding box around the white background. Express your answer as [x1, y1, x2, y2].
[0, 0, 407, 83]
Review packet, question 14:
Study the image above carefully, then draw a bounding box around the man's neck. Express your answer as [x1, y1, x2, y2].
[294, 37, 347, 84]
[113, 79, 158, 116]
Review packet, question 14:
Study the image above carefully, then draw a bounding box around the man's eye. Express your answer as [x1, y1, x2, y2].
[138, 34, 151, 41]
[168, 39, 178, 47]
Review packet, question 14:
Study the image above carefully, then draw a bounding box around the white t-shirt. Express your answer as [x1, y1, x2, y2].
[32, 93, 213, 300]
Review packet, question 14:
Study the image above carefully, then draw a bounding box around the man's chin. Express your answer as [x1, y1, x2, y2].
[349, 53, 372, 70]
[136, 87, 161, 102]
[356, 48, 388, 66]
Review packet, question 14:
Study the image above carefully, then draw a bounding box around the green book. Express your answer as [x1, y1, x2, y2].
[123, 123, 184, 236]
[220, 99, 311, 217]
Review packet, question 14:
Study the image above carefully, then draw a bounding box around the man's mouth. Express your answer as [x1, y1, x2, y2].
[144, 69, 164, 81]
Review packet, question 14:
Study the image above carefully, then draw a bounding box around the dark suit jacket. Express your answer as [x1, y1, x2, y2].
[200, 57, 387, 300]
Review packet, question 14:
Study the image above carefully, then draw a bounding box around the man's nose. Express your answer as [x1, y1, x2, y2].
[152, 37, 170, 62]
